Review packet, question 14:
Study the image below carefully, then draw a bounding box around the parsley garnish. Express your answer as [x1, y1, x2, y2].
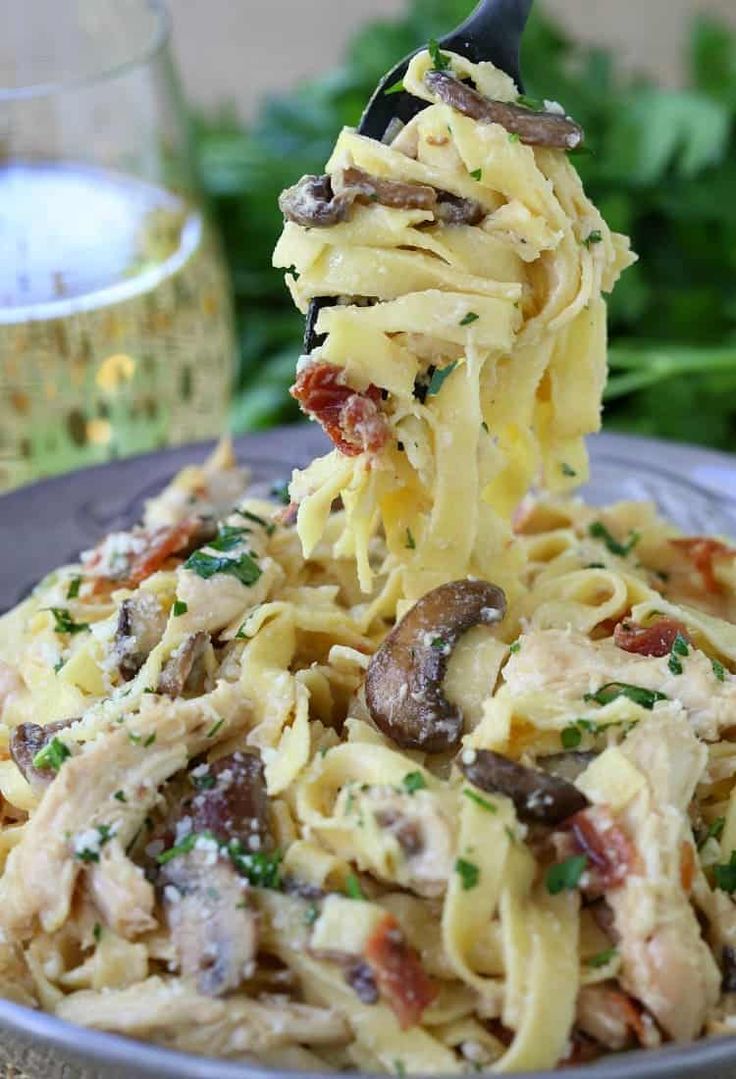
[228, 842, 282, 888]
[463, 789, 497, 813]
[237, 509, 276, 536]
[561, 726, 583, 750]
[459, 311, 479, 326]
[509, 640, 521, 654]
[516, 94, 545, 111]
[584, 682, 668, 710]
[53, 658, 65, 673]
[172, 600, 188, 617]
[114, 790, 127, 803]
[712, 658, 726, 682]
[93, 922, 102, 943]
[193, 772, 216, 791]
[394, 1061, 407, 1078]
[128, 732, 142, 745]
[561, 462, 577, 477]
[508, 132, 521, 143]
[405, 527, 416, 550]
[304, 902, 320, 926]
[699, 816, 726, 849]
[588, 521, 640, 558]
[207, 718, 225, 738]
[345, 872, 365, 900]
[430, 636, 446, 650]
[75, 825, 114, 864]
[384, 78, 405, 96]
[47, 607, 90, 635]
[545, 854, 588, 894]
[143, 733, 156, 748]
[469, 167, 483, 181]
[428, 38, 451, 72]
[402, 771, 426, 794]
[32, 737, 71, 773]
[586, 946, 617, 968]
[714, 851, 736, 894]
[481, 421, 489, 433]
[157, 832, 199, 865]
[270, 481, 291, 505]
[668, 631, 690, 675]
[67, 576, 82, 599]
[583, 229, 603, 248]
[184, 549, 261, 587]
[209, 524, 249, 552]
[455, 858, 480, 890]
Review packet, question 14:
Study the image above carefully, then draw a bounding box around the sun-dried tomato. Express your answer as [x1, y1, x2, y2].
[291, 362, 388, 457]
[364, 914, 437, 1028]
[670, 538, 736, 594]
[613, 617, 690, 657]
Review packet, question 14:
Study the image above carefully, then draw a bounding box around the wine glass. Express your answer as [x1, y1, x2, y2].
[0, 0, 237, 492]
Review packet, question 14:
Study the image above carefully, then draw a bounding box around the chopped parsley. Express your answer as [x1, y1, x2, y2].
[402, 771, 427, 794]
[237, 509, 276, 536]
[509, 640, 521, 654]
[93, 922, 103, 943]
[207, 718, 225, 739]
[209, 524, 249, 552]
[463, 788, 497, 814]
[53, 658, 66, 673]
[668, 631, 690, 675]
[714, 851, 736, 894]
[584, 682, 668, 710]
[156, 832, 200, 865]
[561, 726, 583, 750]
[384, 78, 405, 96]
[394, 1060, 407, 1078]
[66, 576, 82, 599]
[583, 229, 603, 248]
[430, 636, 446, 650]
[481, 421, 489, 433]
[143, 733, 156, 748]
[75, 824, 115, 864]
[405, 527, 416, 550]
[128, 732, 142, 745]
[32, 737, 71, 773]
[184, 549, 261, 588]
[47, 607, 90, 635]
[712, 658, 727, 683]
[193, 772, 216, 791]
[172, 600, 188, 617]
[699, 816, 726, 849]
[516, 94, 545, 111]
[508, 132, 521, 143]
[586, 946, 618, 969]
[304, 902, 320, 926]
[428, 38, 451, 72]
[455, 857, 480, 891]
[588, 521, 640, 558]
[545, 854, 588, 895]
[113, 790, 127, 803]
[228, 842, 282, 888]
[469, 167, 483, 181]
[561, 462, 577, 477]
[345, 872, 365, 900]
[459, 311, 479, 326]
[270, 480, 291, 505]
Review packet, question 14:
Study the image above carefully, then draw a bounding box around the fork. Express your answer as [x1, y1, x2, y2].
[302, 0, 534, 353]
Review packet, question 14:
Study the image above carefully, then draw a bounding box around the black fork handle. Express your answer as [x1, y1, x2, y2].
[441, 0, 533, 85]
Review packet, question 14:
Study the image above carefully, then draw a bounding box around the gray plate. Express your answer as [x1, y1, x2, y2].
[2, 426, 736, 1078]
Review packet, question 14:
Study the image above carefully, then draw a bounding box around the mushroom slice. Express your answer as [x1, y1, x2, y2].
[115, 594, 168, 681]
[157, 632, 209, 698]
[365, 580, 506, 752]
[335, 167, 437, 212]
[459, 748, 588, 824]
[160, 753, 273, 997]
[424, 70, 584, 150]
[278, 174, 351, 228]
[10, 717, 76, 787]
[435, 191, 485, 226]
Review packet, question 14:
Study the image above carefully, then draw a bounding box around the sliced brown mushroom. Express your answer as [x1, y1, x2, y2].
[458, 748, 589, 825]
[157, 632, 209, 698]
[160, 752, 273, 997]
[435, 191, 485, 226]
[538, 751, 597, 785]
[424, 70, 584, 150]
[279, 174, 351, 228]
[115, 595, 168, 681]
[10, 717, 76, 787]
[335, 167, 437, 212]
[345, 960, 379, 1005]
[365, 579, 506, 752]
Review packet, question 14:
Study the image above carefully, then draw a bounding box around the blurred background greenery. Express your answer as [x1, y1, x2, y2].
[193, 0, 736, 448]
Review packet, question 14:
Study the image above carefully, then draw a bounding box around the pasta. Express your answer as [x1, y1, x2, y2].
[1, 46, 736, 1074]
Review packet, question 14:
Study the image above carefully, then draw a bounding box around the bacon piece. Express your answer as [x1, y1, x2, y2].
[670, 537, 736, 594]
[291, 362, 389, 457]
[568, 807, 637, 892]
[364, 913, 437, 1028]
[125, 518, 214, 586]
[614, 617, 690, 658]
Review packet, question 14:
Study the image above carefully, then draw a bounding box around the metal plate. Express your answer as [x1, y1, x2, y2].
[1, 425, 736, 1078]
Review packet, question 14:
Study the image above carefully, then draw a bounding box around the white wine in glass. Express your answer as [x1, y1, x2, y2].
[0, 0, 237, 491]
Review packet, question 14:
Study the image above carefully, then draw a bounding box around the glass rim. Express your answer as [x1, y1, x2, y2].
[0, 0, 170, 103]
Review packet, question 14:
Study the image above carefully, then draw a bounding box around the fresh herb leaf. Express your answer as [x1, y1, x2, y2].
[237, 509, 276, 536]
[481, 421, 489, 433]
[53, 658, 66, 673]
[384, 78, 405, 95]
[428, 38, 451, 72]
[209, 524, 249, 551]
[143, 733, 156, 748]
[430, 636, 446, 650]
[394, 1061, 407, 1078]
[712, 658, 727, 682]
[402, 771, 426, 794]
[583, 229, 603, 248]
[114, 790, 127, 803]
[714, 851, 736, 893]
[459, 311, 479, 326]
[588, 521, 640, 557]
[172, 600, 188, 617]
[184, 549, 262, 587]
[516, 93, 545, 111]
[561, 462, 577, 477]
[157, 832, 200, 865]
[584, 682, 668, 709]
[345, 872, 365, 899]
[546, 854, 588, 894]
[32, 737, 71, 773]
[228, 842, 282, 888]
[508, 132, 521, 143]
[47, 607, 90, 635]
[67, 576, 82, 599]
[700, 816, 726, 848]
[427, 362, 457, 396]
[463, 789, 497, 813]
[405, 527, 416, 550]
[193, 772, 216, 791]
[586, 946, 618, 968]
[207, 718, 225, 738]
[93, 922, 103, 943]
[469, 167, 483, 181]
[270, 481, 290, 506]
[304, 902, 320, 926]
[668, 631, 690, 674]
[455, 857, 480, 890]
[561, 725, 583, 750]
[508, 640, 521, 654]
